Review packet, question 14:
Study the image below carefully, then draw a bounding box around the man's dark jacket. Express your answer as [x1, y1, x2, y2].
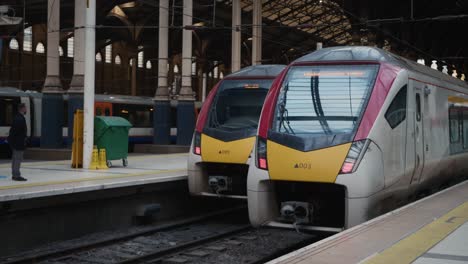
[8, 113, 27, 151]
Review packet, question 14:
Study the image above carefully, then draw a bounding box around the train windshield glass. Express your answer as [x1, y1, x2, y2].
[273, 64, 378, 136]
[207, 79, 273, 131]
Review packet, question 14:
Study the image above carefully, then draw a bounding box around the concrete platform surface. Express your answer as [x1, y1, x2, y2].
[0, 153, 188, 202]
[269, 180, 468, 264]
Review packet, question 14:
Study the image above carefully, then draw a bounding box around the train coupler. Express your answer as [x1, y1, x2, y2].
[279, 201, 314, 224]
[208, 176, 232, 194]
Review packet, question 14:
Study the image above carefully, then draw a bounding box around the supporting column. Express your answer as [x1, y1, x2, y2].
[41, 0, 64, 148]
[131, 58, 137, 95]
[231, 0, 241, 72]
[83, 0, 96, 169]
[67, 0, 86, 147]
[177, 0, 196, 146]
[252, 0, 262, 65]
[0, 39, 3, 62]
[202, 72, 207, 102]
[153, 0, 171, 145]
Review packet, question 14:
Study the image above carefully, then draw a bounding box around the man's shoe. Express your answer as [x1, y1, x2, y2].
[12, 176, 27, 181]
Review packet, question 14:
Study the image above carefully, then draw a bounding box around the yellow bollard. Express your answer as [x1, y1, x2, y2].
[98, 148, 108, 169]
[90, 146, 99, 170]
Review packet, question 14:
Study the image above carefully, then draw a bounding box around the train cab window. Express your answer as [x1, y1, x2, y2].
[273, 64, 378, 136]
[0, 97, 21, 126]
[207, 79, 274, 131]
[104, 108, 111, 116]
[416, 94, 421, 121]
[385, 85, 407, 129]
[449, 108, 460, 143]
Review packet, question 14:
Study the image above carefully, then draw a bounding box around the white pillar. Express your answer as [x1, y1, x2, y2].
[252, 0, 262, 65]
[83, 0, 96, 169]
[155, 0, 169, 99]
[431, 60, 438, 70]
[43, 0, 62, 92]
[316, 42, 323, 50]
[442, 65, 448, 74]
[179, 0, 194, 100]
[202, 72, 207, 102]
[69, 0, 86, 92]
[231, 0, 241, 72]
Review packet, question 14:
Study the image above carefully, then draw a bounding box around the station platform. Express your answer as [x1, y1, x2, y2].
[270, 180, 468, 264]
[0, 153, 188, 202]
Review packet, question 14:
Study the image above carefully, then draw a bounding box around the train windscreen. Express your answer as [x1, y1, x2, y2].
[271, 65, 378, 149]
[206, 79, 273, 133]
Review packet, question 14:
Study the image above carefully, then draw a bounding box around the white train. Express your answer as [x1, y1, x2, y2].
[0, 87, 197, 156]
[247, 46, 468, 231]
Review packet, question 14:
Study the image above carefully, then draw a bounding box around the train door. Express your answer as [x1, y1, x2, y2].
[410, 83, 425, 185]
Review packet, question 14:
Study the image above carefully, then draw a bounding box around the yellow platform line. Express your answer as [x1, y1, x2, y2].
[0, 168, 186, 190]
[364, 201, 468, 264]
[0, 153, 188, 169]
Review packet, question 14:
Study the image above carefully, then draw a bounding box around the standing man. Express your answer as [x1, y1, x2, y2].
[8, 103, 28, 181]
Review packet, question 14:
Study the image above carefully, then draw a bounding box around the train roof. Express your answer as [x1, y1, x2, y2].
[227, 64, 286, 78]
[295, 46, 468, 90]
[92, 94, 203, 107]
[0, 87, 42, 98]
[93, 94, 154, 105]
[0, 89, 202, 107]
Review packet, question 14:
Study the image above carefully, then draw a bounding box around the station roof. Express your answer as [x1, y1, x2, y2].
[1, 0, 468, 73]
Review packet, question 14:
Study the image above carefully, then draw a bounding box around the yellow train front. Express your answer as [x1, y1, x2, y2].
[188, 65, 286, 199]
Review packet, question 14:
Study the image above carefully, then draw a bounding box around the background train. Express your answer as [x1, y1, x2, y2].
[247, 46, 468, 231]
[0, 87, 199, 157]
[188, 65, 285, 199]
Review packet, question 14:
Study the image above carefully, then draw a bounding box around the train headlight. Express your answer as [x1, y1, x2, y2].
[193, 132, 201, 155]
[339, 139, 370, 174]
[256, 137, 268, 170]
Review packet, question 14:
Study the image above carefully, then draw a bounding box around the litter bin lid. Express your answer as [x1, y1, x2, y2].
[95, 116, 132, 128]
[95, 116, 132, 141]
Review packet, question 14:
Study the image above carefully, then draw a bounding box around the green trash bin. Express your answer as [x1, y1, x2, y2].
[94, 116, 132, 167]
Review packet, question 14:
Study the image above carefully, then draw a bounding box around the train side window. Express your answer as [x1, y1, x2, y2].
[0, 97, 21, 126]
[463, 111, 468, 149]
[416, 94, 421, 121]
[113, 103, 152, 127]
[385, 85, 407, 129]
[449, 108, 460, 143]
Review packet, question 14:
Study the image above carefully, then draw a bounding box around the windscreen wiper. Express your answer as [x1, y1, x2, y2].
[278, 84, 295, 134]
[209, 99, 221, 128]
[347, 75, 355, 125]
[310, 75, 332, 134]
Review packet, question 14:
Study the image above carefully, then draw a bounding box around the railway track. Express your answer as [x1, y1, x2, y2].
[1, 207, 326, 264]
